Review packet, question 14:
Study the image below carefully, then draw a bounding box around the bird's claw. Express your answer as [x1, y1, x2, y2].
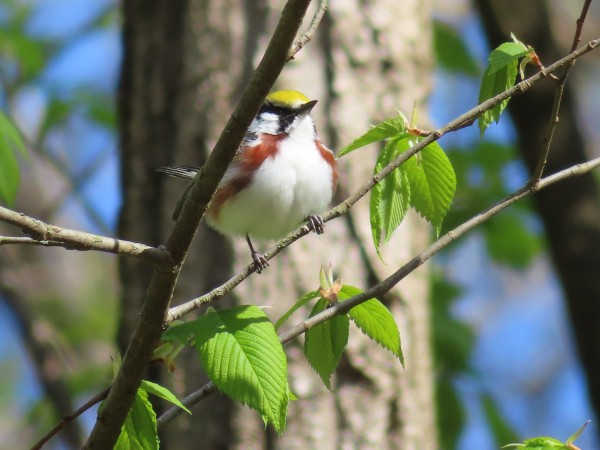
[308, 214, 325, 235]
[252, 251, 270, 274]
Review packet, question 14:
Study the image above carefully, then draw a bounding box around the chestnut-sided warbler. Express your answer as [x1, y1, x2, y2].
[158, 90, 338, 273]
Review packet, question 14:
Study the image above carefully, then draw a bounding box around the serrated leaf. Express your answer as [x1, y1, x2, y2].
[115, 389, 159, 450]
[370, 138, 411, 258]
[0, 111, 26, 206]
[340, 285, 404, 365]
[478, 42, 531, 136]
[370, 174, 384, 258]
[193, 305, 288, 433]
[433, 20, 479, 76]
[338, 116, 408, 157]
[140, 380, 191, 414]
[304, 298, 349, 389]
[380, 164, 410, 245]
[275, 290, 319, 330]
[404, 141, 456, 234]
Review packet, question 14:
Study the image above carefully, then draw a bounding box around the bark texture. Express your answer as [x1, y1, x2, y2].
[475, 0, 600, 433]
[118, 0, 437, 448]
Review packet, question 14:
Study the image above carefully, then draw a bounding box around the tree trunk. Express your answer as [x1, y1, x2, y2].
[475, 0, 600, 436]
[118, 0, 437, 448]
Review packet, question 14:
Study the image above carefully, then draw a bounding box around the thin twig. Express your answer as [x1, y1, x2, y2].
[166, 37, 600, 323]
[157, 156, 600, 427]
[529, 0, 592, 183]
[0, 236, 65, 247]
[288, 0, 328, 60]
[569, 0, 592, 53]
[0, 206, 170, 265]
[29, 387, 110, 450]
[156, 383, 217, 428]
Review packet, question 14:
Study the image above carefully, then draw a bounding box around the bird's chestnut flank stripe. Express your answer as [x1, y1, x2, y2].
[209, 134, 282, 219]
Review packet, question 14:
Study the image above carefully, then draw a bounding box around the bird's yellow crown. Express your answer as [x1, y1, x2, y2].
[266, 90, 311, 108]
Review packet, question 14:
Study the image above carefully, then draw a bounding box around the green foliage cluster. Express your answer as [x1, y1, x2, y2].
[339, 115, 456, 257]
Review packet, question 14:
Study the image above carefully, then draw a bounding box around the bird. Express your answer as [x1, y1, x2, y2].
[157, 90, 338, 273]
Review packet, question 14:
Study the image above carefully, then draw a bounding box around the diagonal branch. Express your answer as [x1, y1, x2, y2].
[529, 0, 593, 183]
[166, 37, 600, 323]
[82, 1, 314, 448]
[157, 156, 600, 427]
[288, 0, 328, 60]
[0, 206, 169, 265]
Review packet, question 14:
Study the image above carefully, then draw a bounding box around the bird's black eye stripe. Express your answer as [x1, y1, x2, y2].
[259, 103, 291, 116]
[259, 102, 298, 133]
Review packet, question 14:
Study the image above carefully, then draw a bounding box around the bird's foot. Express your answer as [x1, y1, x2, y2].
[246, 235, 269, 274]
[251, 251, 270, 274]
[307, 214, 325, 235]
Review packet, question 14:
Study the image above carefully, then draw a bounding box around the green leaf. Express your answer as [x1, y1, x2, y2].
[404, 141, 456, 235]
[0, 111, 27, 206]
[0, 27, 46, 80]
[140, 380, 191, 414]
[370, 170, 384, 258]
[340, 285, 404, 365]
[193, 305, 288, 433]
[115, 389, 159, 450]
[566, 420, 590, 445]
[431, 276, 473, 374]
[481, 393, 519, 447]
[433, 20, 479, 76]
[478, 41, 531, 136]
[507, 436, 566, 449]
[161, 320, 201, 345]
[304, 298, 349, 389]
[379, 152, 410, 245]
[484, 212, 542, 268]
[275, 290, 320, 330]
[370, 138, 411, 258]
[338, 116, 407, 157]
[436, 379, 466, 450]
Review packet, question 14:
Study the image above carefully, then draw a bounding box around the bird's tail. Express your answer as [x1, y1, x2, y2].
[156, 166, 198, 180]
[157, 166, 199, 221]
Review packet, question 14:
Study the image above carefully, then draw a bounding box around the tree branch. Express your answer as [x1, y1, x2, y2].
[0, 206, 169, 265]
[29, 388, 110, 450]
[157, 155, 600, 427]
[156, 383, 216, 428]
[529, 0, 592, 182]
[166, 37, 600, 322]
[82, 1, 314, 448]
[288, 0, 328, 60]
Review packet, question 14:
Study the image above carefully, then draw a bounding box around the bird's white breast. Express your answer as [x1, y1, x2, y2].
[209, 117, 334, 240]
